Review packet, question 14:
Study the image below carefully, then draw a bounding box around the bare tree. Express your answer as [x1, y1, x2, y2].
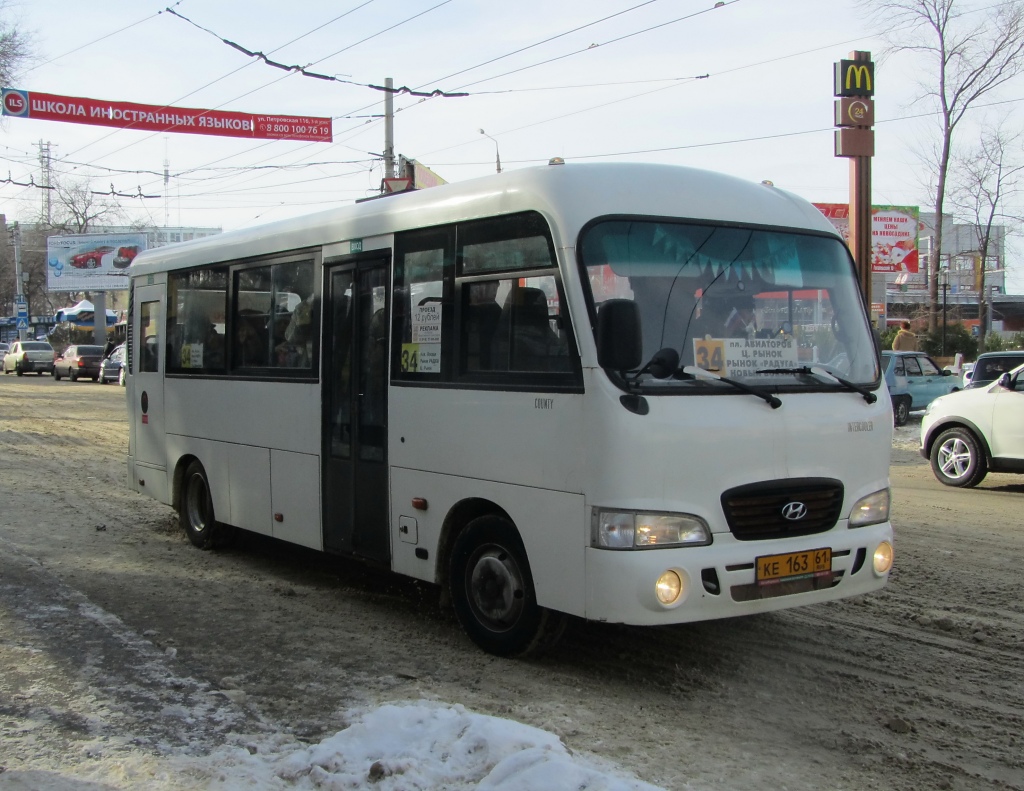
[49, 179, 124, 234]
[0, 1, 32, 84]
[949, 121, 1024, 351]
[865, 0, 1024, 332]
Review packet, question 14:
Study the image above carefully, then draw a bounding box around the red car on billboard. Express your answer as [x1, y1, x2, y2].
[70, 246, 114, 269]
[113, 246, 139, 268]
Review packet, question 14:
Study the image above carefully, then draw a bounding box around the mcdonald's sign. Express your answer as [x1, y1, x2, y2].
[834, 60, 874, 97]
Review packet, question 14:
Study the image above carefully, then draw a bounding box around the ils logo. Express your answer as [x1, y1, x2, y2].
[2, 88, 29, 117]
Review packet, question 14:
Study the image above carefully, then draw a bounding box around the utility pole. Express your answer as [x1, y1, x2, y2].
[12, 222, 27, 341]
[383, 77, 395, 180]
[164, 137, 170, 227]
[38, 140, 53, 225]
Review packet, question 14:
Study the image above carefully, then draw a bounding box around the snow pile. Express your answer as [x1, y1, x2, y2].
[0, 702, 668, 791]
[259, 702, 665, 791]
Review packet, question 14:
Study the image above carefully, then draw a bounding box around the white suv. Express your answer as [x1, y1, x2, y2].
[920, 362, 1024, 487]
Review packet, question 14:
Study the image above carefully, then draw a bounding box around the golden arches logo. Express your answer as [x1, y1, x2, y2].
[845, 64, 872, 91]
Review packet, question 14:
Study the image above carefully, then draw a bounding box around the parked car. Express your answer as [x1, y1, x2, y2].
[964, 351, 1024, 389]
[3, 340, 55, 375]
[0, 342, 9, 358]
[921, 362, 1024, 487]
[113, 246, 139, 268]
[881, 350, 960, 425]
[52, 344, 104, 381]
[98, 343, 126, 385]
[70, 246, 114, 269]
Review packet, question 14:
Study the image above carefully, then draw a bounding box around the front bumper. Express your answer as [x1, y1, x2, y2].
[584, 521, 893, 625]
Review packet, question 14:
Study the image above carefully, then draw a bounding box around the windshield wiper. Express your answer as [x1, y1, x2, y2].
[754, 366, 877, 404]
[678, 366, 782, 409]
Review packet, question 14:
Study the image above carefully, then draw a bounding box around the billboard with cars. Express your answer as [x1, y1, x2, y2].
[46, 233, 147, 292]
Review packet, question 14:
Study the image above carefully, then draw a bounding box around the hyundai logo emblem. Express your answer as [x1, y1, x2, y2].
[781, 501, 808, 521]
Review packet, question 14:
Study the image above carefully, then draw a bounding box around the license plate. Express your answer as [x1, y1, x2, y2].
[756, 548, 832, 585]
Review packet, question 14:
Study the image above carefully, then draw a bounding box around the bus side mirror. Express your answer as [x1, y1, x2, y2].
[596, 299, 642, 372]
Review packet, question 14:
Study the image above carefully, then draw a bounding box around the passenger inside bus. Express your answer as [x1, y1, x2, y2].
[463, 281, 502, 371]
[235, 311, 267, 367]
[494, 285, 568, 372]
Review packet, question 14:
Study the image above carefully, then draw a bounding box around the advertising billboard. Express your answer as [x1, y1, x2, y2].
[2, 88, 332, 142]
[46, 233, 147, 292]
[813, 204, 921, 273]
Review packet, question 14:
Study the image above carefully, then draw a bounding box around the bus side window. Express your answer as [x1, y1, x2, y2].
[140, 301, 160, 373]
[462, 281, 502, 372]
[393, 236, 450, 379]
[485, 277, 570, 373]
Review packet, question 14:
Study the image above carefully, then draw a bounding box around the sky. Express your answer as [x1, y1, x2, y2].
[1, 0, 1022, 291]
[1, 701, 673, 791]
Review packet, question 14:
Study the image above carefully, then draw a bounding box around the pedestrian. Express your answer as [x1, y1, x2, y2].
[892, 320, 917, 351]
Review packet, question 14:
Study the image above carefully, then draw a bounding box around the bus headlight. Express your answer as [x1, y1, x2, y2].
[849, 489, 890, 527]
[592, 509, 711, 549]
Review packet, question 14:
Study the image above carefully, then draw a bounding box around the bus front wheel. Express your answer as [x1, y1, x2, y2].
[180, 461, 235, 549]
[449, 515, 565, 657]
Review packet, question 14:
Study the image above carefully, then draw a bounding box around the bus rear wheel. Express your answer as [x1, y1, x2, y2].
[449, 515, 566, 657]
[180, 460, 235, 549]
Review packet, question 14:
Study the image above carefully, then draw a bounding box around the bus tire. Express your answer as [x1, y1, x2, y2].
[449, 515, 566, 657]
[180, 460, 235, 549]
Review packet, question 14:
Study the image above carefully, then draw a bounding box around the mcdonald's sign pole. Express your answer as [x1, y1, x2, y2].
[834, 51, 875, 309]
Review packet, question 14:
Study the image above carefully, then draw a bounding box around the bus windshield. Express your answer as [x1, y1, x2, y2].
[580, 219, 879, 388]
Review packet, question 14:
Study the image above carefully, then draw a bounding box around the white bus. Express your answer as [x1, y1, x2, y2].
[126, 162, 894, 656]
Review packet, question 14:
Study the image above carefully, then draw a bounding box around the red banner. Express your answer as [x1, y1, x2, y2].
[1, 88, 332, 142]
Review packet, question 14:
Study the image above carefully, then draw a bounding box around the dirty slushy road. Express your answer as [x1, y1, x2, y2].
[1, 376, 1022, 790]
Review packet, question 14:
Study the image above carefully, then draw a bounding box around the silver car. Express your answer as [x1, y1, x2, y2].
[2, 340, 55, 376]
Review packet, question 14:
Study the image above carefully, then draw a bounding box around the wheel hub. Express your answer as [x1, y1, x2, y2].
[468, 547, 524, 631]
[185, 475, 209, 532]
[938, 438, 971, 479]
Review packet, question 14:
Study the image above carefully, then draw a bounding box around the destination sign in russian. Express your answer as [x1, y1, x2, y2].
[1, 88, 332, 142]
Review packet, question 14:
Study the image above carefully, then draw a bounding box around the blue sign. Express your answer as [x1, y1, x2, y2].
[16, 317, 28, 329]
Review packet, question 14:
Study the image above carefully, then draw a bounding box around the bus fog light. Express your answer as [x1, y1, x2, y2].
[850, 489, 890, 527]
[873, 541, 893, 575]
[656, 570, 683, 605]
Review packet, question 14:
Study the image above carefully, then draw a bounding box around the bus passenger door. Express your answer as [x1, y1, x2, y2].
[129, 283, 168, 499]
[322, 258, 390, 562]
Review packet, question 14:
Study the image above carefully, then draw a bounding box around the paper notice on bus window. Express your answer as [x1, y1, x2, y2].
[418, 344, 441, 372]
[412, 303, 442, 344]
[723, 337, 797, 376]
[180, 343, 203, 368]
[401, 342, 441, 373]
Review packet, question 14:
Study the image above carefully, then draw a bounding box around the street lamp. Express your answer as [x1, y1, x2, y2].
[479, 128, 502, 173]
